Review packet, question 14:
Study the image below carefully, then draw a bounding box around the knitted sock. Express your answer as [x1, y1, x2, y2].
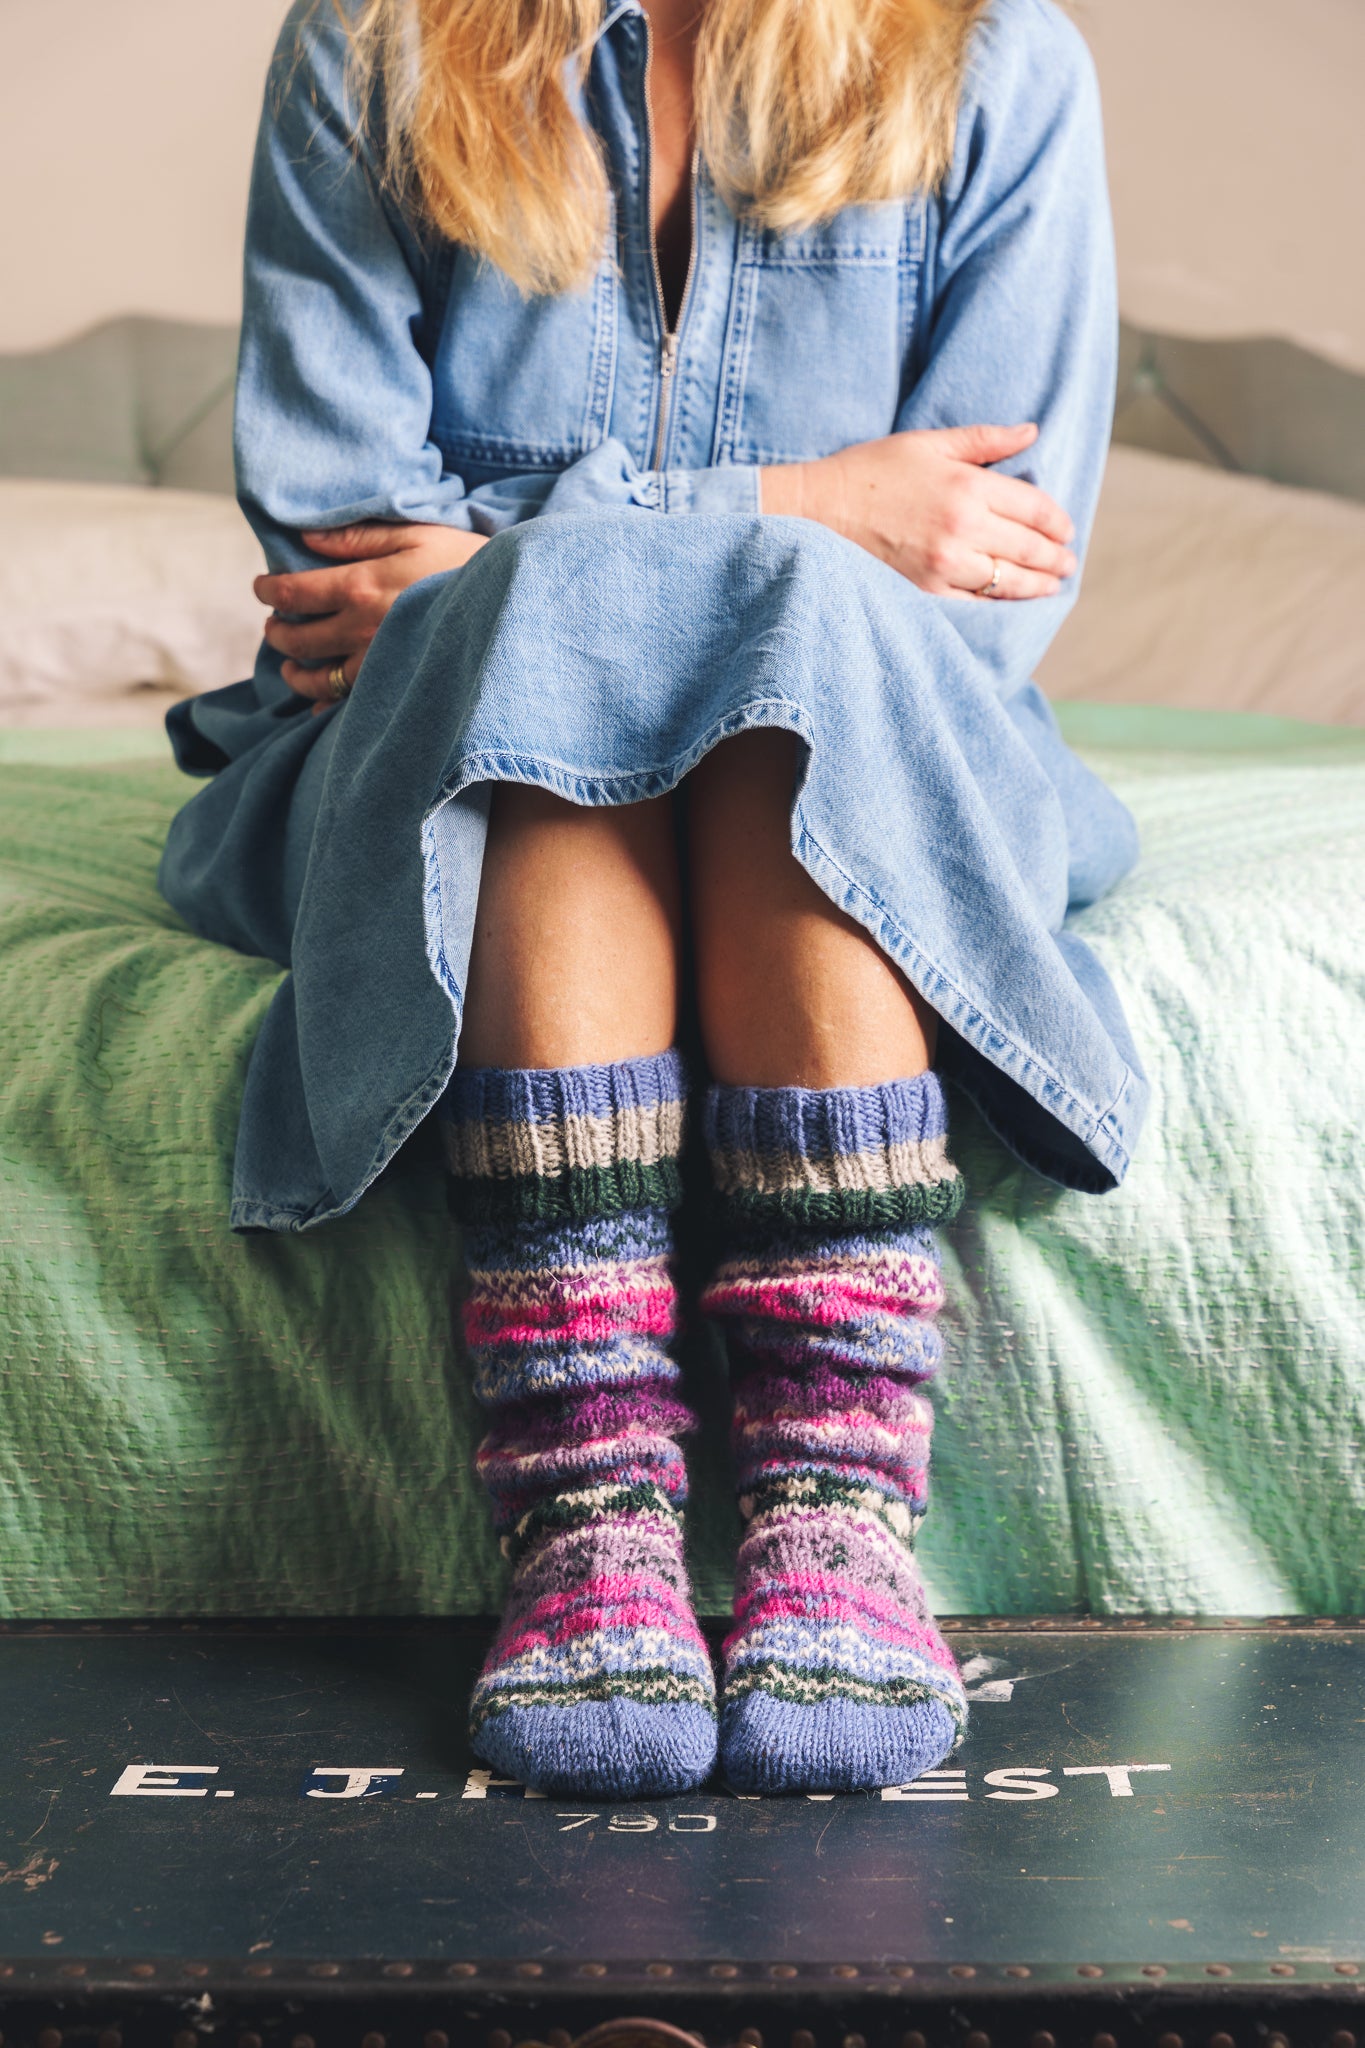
[441, 1048, 717, 1798]
[700, 1068, 968, 1794]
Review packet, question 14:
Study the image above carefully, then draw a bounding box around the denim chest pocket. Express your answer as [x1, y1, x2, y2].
[716, 202, 920, 465]
[429, 244, 617, 471]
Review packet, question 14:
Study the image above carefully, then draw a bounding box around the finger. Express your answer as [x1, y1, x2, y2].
[263, 612, 363, 662]
[957, 553, 1063, 602]
[933, 421, 1038, 465]
[254, 564, 354, 614]
[984, 471, 1075, 544]
[282, 655, 358, 698]
[981, 512, 1077, 580]
[301, 522, 413, 560]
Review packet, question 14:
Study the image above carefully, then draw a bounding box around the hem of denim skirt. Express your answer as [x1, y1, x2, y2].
[228, 701, 1137, 1230]
[785, 817, 1137, 1191]
[227, 1041, 459, 1234]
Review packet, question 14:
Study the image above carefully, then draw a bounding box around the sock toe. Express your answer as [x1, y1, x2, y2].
[720, 1689, 958, 1795]
[474, 1698, 718, 1799]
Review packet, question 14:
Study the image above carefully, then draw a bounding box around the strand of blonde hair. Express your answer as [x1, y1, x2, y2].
[329, 0, 984, 296]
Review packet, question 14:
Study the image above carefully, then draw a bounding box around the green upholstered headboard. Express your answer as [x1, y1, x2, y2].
[3, 313, 1364, 504]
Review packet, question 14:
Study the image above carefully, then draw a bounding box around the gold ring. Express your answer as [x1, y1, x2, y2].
[326, 662, 351, 701]
[977, 559, 1002, 598]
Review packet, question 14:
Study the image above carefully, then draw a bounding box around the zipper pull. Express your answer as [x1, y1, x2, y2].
[660, 331, 678, 382]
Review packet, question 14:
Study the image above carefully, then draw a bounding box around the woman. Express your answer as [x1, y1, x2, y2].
[159, 0, 1147, 1799]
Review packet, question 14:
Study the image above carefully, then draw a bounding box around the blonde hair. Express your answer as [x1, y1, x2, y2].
[332, 0, 984, 296]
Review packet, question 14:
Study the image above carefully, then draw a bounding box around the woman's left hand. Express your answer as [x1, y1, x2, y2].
[256, 521, 487, 709]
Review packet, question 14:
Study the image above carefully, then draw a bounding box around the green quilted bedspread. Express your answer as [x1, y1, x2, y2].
[1, 704, 1362, 1619]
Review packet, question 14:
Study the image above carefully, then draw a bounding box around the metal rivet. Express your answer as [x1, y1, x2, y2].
[903, 2034, 929, 2048]
[58, 1964, 85, 1978]
[646, 1964, 673, 1979]
[310, 1963, 342, 1978]
[1029, 2033, 1055, 2048]
[770, 1964, 798, 1979]
[949, 1964, 976, 1980]
[547, 2033, 573, 2048]
[891, 1965, 916, 1979]
[424, 2034, 451, 2048]
[793, 2034, 817, 2048]
[291, 2037, 317, 2048]
[966, 2031, 992, 2048]
[1270, 1964, 1295, 1978]
[514, 1962, 542, 1979]
[842, 2036, 866, 2048]
[360, 2035, 386, 2048]
[98, 2033, 121, 2048]
[738, 2033, 763, 2048]
[184, 1965, 210, 1979]
[445, 1963, 476, 1978]
[1006, 1966, 1031, 1980]
[1210, 2035, 1236, 2048]
[38, 2032, 62, 2048]
[488, 2033, 512, 2048]
[239, 2035, 263, 2048]
[710, 1964, 739, 1980]
[245, 1964, 273, 1980]
[1336, 1964, 1361, 1978]
[381, 1962, 412, 1978]
[1205, 1964, 1232, 1978]
[173, 2033, 197, 2048]
[1093, 2035, 1118, 2048]
[577, 1964, 607, 1978]
[1142, 1967, 1167, 1980]
[1330, 2033, 1357, 2048]
[130, 1965, 156, 1980]
[831, 1965, 859, 1979]
[1158, 2034, 1185, 2048]
[1077, 1964, 1104, 1979]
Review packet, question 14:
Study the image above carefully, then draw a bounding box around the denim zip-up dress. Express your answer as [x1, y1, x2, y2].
[158, 0, 1150, 1233]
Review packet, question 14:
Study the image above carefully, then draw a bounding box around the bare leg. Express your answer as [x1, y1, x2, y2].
[685, 728, 937, 1085]
[457, 782, 682, 1068]
[448, 787, 716, 1798]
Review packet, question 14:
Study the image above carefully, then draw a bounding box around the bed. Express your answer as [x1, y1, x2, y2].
[0, 318, 1362, 1624]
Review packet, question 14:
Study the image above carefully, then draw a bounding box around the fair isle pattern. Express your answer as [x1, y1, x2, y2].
[700, 1071, 968, 1794]
[448, 1052, 716, 1798]
[703, 1068, 964, 1230]
[442, 1050, 686, 1224]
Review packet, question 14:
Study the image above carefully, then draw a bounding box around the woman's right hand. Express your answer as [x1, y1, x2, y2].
[760, 422, 1077, 600]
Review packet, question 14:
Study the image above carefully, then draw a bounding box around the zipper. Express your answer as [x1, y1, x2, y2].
[641, 13, 699, 473]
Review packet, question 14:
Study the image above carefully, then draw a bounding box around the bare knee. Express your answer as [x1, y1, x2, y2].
[687, 730, 936, 1086]
[458, 782, 681, 1069]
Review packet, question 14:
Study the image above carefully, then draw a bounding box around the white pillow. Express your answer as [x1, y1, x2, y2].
[0, 479, 264, 728]
[4, 454, 1362, 734]
[1039, 445, 1365, 726]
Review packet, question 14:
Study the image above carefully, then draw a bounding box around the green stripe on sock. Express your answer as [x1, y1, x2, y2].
[448, 1157, 684, 1227]
[718, 1175, 965, 1234]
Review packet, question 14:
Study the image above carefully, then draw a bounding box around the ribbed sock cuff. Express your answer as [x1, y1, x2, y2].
[441, 1048, 688, 1224]
[703, 1068, 964, 1231]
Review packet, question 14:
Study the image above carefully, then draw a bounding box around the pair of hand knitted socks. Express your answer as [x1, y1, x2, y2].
[441, 1048, 968, 1798]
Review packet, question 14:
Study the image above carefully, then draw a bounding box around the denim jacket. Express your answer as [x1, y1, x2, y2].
[162, 0, 1149, 1229]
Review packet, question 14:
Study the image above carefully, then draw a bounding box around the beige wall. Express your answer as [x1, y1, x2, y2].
[0, 0, 284, 351]
[3, 0, 1364, 369]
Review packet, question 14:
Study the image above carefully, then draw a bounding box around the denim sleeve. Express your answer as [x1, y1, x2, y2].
[236, 1, 755, 585]
[891, 0, 1119, 697]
